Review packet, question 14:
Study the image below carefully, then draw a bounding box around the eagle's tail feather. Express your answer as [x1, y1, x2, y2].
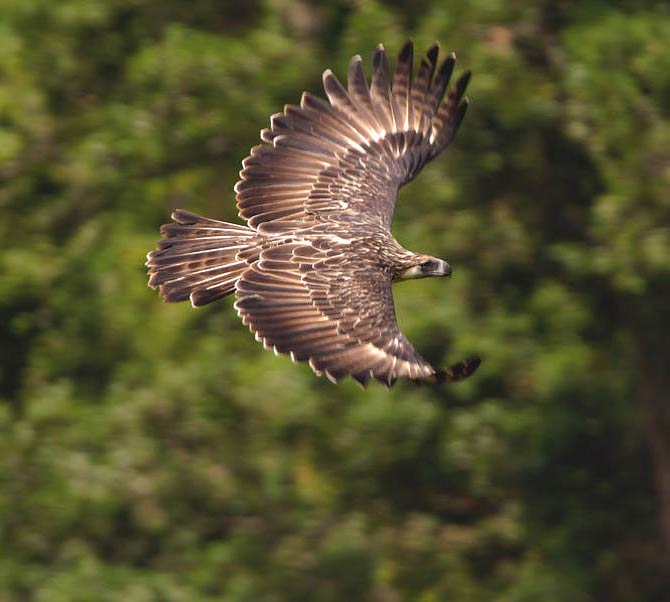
[146, 209, 257, 307]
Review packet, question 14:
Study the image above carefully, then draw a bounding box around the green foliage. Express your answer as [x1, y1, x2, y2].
[1, 1, 668, 600]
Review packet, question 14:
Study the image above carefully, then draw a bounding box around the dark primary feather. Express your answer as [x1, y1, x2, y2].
[393, 40, 414, 131]
[147, 42, 478, 386]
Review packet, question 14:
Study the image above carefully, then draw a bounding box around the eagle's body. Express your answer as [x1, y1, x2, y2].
[147, 41, 480, 386]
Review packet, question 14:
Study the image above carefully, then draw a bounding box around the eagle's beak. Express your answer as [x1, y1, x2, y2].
[435, 259, 452, 277]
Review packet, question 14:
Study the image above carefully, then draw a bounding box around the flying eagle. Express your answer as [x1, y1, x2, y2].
[147, 41, 480, 386]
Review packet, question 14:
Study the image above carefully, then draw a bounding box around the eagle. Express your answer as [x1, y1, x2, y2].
[147, 41, 480, 387]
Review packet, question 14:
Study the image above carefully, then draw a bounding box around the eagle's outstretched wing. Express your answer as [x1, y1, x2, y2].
[235, 41, 470, 231]
[234, 239, 479, 386]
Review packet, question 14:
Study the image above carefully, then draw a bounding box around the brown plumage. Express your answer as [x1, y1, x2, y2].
[147, 41, 480, 386]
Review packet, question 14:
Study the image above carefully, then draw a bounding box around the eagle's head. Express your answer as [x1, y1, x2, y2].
[394, 254, 452, 281]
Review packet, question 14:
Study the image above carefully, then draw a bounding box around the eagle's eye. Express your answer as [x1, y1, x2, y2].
[420, 260, 434, 273]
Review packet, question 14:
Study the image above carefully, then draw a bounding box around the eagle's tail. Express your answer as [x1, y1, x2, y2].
[146, 209, 257, 307]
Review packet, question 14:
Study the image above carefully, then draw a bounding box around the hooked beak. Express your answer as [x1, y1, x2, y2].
[435, 259, 452, 278]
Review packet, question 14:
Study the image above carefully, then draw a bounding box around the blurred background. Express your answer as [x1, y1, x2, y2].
[1, 0, 668, 600]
